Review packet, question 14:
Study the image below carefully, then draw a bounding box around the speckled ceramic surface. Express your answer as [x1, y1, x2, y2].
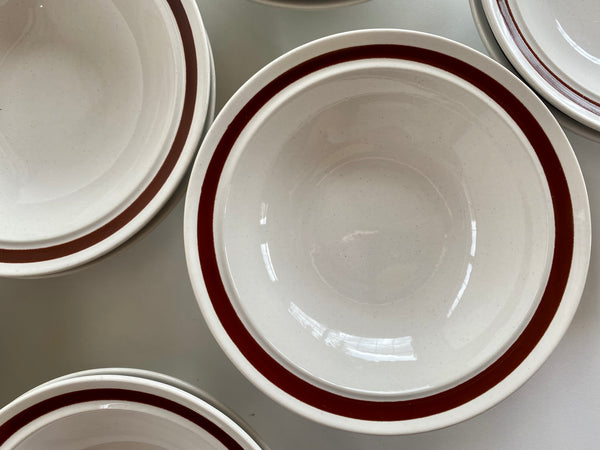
[33, 368, 266, 449]
[470, 0, 600, 144]
[184, 29, 590, 434]
[0, 373, 263, 449]
[0, 0, 212, 277]
[482, 0, 600, 132]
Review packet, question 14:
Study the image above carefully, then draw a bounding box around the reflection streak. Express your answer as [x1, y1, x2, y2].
[260, 242, 278, 282]
[288, 302, 416, 362]
[447, 220, 477, 318]
[259, 201, 268, 225]
[556, 19, 600, 65]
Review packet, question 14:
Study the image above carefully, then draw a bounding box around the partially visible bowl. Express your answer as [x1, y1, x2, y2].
[184, 29, 590, 434]
[0, 0, 213, 277]
[0, 373, 263, 449]
[33, 367, 266, 449]
[480, 0, 600, 133]
[43, 36, 218, 278]
[469, 0, 600, 144]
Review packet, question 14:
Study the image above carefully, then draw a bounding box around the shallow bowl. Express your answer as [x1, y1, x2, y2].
[33, 368, 266, 448]
[0, 0, 212, 277]
[481, 0, 600, 132]
[0, 374, 262, 449]
[470, 0, 600, 144]
[184, 29, 590, 434]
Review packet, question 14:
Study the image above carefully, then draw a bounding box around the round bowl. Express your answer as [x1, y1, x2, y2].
[33, 368, 266, 448]
[184, 29, 590, 434]
[41, 37, 218, 279]
[469, 0, 600, 144]
[481, 0, 600, 132]
[0, 0, 212, 278]
[0, 374, 263, 449]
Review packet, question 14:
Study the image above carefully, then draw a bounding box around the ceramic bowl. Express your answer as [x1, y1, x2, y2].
[481, 0, 600, 133]
[470, 0, 600, 144]
[0, 373, 263, 449]
[33, 368, 266, 449]
[0, 0, 213, 278]
[185, 29, 590, 434]
[43, 37, 218, 278]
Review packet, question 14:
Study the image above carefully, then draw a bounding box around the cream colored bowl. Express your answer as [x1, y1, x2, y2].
[185, 29, 590, 434]
[0, 0, 212, 277]
[0, 372, 263, 449]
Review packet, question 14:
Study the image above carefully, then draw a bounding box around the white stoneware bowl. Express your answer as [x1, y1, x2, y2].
[0, 373, 263, 449]
[481, 0, 600, 132]
[44, 38, 218, 278]
[184, 29, 590, 434]
[33, 368, 266, 449]
[0, 0, 213, 278]
[470, 0, 600, 144]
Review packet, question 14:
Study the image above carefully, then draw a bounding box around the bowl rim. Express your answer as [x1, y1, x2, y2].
[0, 374, 262, 449]
[470, 0, 600, 144]
[184, 28, 591, 434]
[212, 56, 557, 400]
[0, 0, 212, 278]
[481, 0, 600, 133]
[31, 367, 266, 449]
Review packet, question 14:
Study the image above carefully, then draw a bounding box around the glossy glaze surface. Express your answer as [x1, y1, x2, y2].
[215, 59, 553, 398]
[8, 402, 225, 450]
[33, 368, 266, 449]
[0, 0, 212, 278]
[512, 0, 600, 102]
[185, 28, 590, 434]
[0, 0, 597, 447]
[470, 0, 600, 143]
[0, 0, 184, 245]
[0, 375, 263, 450]
[483, 0, 600, 131]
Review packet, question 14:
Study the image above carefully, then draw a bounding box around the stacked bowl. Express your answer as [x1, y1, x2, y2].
[470, 0, 600, 143]
[0, 0, 215, 278]
[0, 369, 264, 449]
[0, 0, 594, 445]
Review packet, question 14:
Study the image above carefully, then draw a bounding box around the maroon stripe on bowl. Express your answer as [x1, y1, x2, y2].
[0, 0, 198, 264]
[496, 0, 600, 117]
[196, 44, 573, 420]
[0, 388, 243, 449]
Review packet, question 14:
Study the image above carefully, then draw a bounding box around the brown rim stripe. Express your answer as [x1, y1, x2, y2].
[0, 0, 198, 264]
[0, 388, 243, 449]
[497, 0, 600, 116]
[197, 44, 574, 420]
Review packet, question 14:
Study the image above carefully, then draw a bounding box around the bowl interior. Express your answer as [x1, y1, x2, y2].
[214, 59, 555, 399]
[504, 0, 600, 105]
[8, 401, 225, 450]
[0, 0, 185, 247]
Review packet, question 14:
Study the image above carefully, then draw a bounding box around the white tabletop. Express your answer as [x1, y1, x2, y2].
[1, 0, 599, 448]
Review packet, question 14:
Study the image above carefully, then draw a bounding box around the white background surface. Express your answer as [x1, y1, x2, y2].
[1, 0, 599, 448]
